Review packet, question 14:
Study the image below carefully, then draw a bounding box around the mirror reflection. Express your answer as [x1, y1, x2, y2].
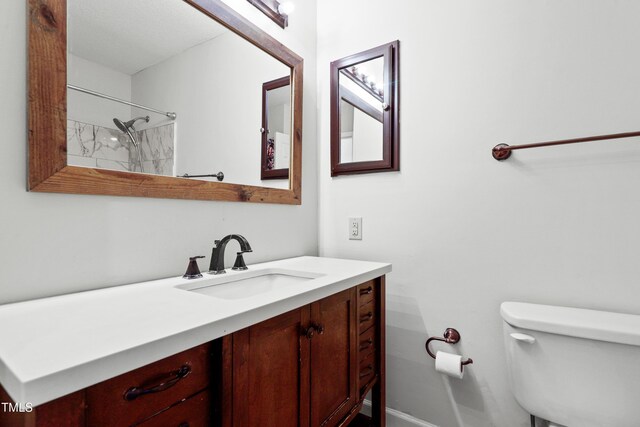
[67, 0, 292, 189]
[261, 77, 291, 180]
[339, 57, 384, 163]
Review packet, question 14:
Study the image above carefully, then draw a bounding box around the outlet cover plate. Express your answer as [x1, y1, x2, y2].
[349, 217, 362, 240]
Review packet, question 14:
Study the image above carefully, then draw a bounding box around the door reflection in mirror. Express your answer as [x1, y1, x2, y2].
[261, 76, 291, 180]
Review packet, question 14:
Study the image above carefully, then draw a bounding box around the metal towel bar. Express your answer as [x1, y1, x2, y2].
[492, 130, 640, 160]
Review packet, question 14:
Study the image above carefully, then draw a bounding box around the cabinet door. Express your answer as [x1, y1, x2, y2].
[231, 307, 311, 427]
[309, 288, 358, 427]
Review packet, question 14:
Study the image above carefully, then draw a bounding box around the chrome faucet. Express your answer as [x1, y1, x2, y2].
[208, 234, 253, 275]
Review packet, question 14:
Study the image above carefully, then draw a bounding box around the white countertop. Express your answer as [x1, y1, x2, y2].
[0, 256, 390, 406]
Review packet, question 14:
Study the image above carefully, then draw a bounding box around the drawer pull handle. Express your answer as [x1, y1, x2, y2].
[359, 365, 374, 378]
[123, 365, 191, 401]
[360, 312, 373, 322]
[359, 338, 373, 351]
[359, 286, 373, 296]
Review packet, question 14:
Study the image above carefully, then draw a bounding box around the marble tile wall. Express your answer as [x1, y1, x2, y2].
[134, 123, 174, 176]
[67, 120, 175, 176]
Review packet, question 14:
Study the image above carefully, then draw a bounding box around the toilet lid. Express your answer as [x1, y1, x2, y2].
[501, 301, 640, 346]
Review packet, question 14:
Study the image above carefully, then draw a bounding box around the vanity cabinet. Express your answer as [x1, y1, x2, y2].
[309, 288, 358, 426]
[85, 342, 216, 426]
[223, 276, 385, 427]
[225, 288, 358, 427]
[0, 276, 385, 427]
[0, 342, 221, 427]
[226, 305, 310, 426]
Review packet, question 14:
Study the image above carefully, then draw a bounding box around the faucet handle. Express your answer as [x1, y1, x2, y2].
[183, 256, 205, 279]
[232, 252, 249, 271]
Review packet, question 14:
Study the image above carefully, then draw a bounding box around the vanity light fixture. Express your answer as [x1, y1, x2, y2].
[247, 0, 293, 28]
[340, 67, 384, 103]
[277, 2, 295, 15]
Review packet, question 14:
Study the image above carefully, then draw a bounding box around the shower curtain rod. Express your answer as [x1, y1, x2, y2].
[492, 130, 640, 160]
[67, 84, 177, 120]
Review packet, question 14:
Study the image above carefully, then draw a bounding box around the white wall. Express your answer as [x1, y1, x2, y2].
[67, 53, 132, 129]
[67, 54, 134, 171]
[132, 31, 290, 188]
[317, 1, 640, 426]
[0, 0, 317, 304]
[352, 108, 383, 162]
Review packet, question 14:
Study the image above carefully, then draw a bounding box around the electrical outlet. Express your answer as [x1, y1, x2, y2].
[349, 217, 362, 240]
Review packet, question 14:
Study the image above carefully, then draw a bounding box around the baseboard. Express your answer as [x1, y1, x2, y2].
[361, 400, 438, 427]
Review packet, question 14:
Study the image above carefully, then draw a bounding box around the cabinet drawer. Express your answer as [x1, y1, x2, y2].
[137, 390, 211, 427]
[358, 300, 375, 333]
[358, 325, 376, 362]
[86, 342, 212, 427]
[358, 352, 376, 389]
[357, 281, 376, 306]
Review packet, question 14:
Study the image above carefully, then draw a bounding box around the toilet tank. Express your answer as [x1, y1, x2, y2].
[501, 302, 640, 427]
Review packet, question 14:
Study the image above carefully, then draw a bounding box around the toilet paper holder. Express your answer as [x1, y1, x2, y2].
[425, 328, 473, 366]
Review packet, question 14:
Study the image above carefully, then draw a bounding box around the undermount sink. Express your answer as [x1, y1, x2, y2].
[178, 269, 324, 300]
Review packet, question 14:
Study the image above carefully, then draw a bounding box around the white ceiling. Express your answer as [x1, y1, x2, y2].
[68, 0, 229, 75]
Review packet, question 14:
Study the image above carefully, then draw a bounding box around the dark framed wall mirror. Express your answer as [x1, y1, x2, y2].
[261, 76, 291, 180]
[330, 41, 399, 176]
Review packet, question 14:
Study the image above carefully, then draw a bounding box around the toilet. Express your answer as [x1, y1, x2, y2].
[500, 302, 640, 427]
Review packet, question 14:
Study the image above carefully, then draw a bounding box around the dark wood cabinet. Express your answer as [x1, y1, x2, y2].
[0, 342, 220, 427]
[223, 277, 385, 427]
[86, 342, 213, 426]
[223, 289, 358, 427]
[309, 288, 357, 427]
[0, 276, 385, 427]
[356, 279, 386, 427]
[0, 388, 85, 427]
[229, 306, 311, 427]
[136, 390, 212, 427]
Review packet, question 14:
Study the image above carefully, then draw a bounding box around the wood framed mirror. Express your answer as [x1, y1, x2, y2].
[28, 0, 303, 204]
[330, 41, 399, 176]
[261, 76, 291, 180]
